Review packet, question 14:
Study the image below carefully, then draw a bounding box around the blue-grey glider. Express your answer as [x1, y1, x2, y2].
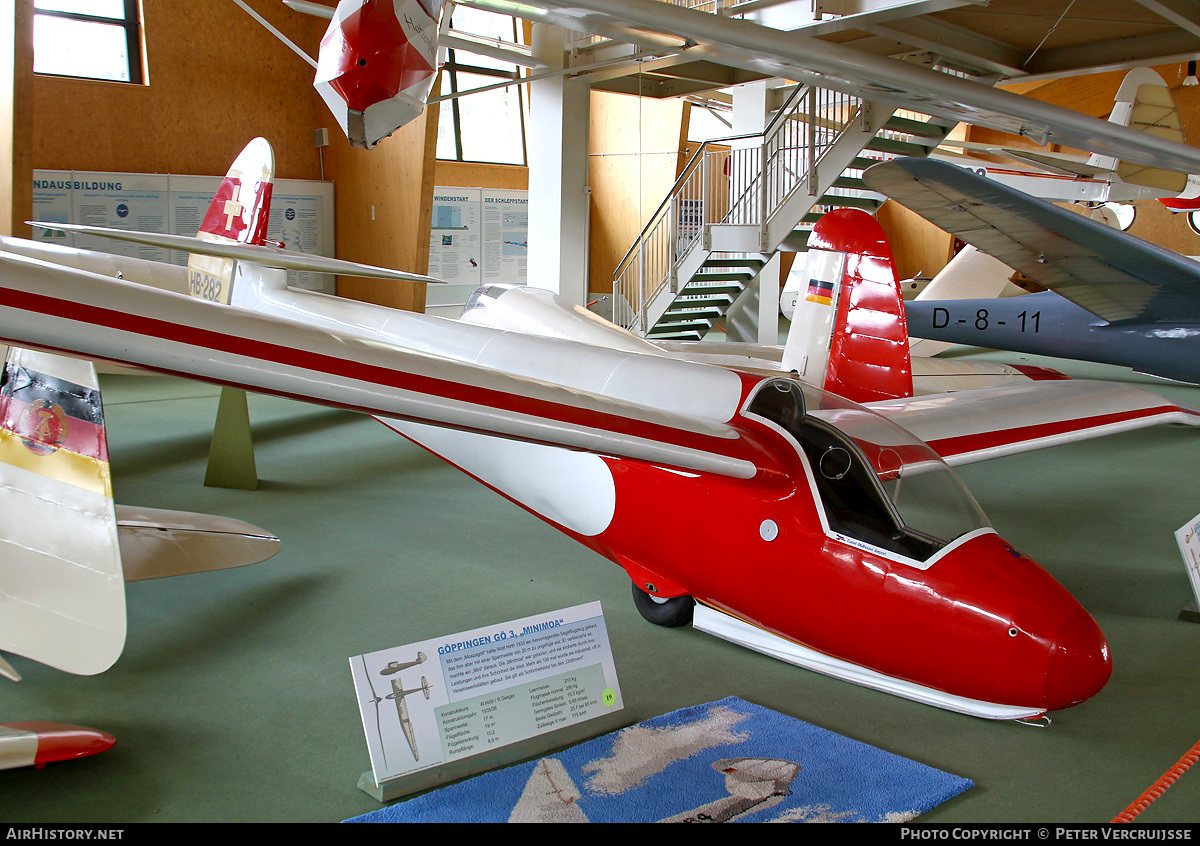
[863, 157, 1200, 385]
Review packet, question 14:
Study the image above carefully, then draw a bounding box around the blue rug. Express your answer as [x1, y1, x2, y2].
[346, 697, 972, 823]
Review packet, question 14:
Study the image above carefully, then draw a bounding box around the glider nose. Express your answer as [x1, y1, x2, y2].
[1044, 609, 1112, 711]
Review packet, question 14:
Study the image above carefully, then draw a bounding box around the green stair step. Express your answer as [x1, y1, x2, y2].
[830, 175, 867, 190]
[815, 194, 882, 210]
[650, 318, 713, 331]
[682, 282, 745, 296]
[667, 307, 720, 319]
[690, 270, 756, 282]
[781, 228, 811, 251]
[669, 294, 734, 308]
[881, 114, 957, 138]
[866, 136, 933, 157]
[701, 258, 766, 270]
[851, 155, 890, 170]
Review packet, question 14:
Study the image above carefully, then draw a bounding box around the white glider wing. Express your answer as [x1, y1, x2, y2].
[31, 222, 447, 285]
[869, 380, 1200, 467]
[0, 252, 760, 480]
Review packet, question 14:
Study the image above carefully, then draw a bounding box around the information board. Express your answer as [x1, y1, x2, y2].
[426, 185, 528, 317]
[32, 169, 335, 293]
[350, 601, 622, 789]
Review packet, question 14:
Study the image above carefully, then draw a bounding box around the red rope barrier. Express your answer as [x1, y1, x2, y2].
[1111, 738, 1200, 822]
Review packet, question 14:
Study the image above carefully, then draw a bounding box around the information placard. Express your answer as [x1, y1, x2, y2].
[350, 601, 623, 791]
[1174, 511, 1200, 620]
[425, 185, 529, 317]
[482, 188, 528, 286]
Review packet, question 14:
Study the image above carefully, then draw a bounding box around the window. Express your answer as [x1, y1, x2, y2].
[436, 8, 526, 165]
[33, 0, 143, 85]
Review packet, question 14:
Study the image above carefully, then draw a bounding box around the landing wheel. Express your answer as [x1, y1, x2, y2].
[631, 582, 694, 627]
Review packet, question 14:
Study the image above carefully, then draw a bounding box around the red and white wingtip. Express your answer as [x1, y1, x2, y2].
[1159, 174, 1200, 212]
[0, 722, 115, 771]
[313, 0, 444, 149]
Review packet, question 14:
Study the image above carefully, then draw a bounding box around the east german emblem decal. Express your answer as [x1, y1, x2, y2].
[17, 399, 68, 455]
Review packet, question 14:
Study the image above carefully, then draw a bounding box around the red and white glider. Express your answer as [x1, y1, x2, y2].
[3, 139, 1198, 721]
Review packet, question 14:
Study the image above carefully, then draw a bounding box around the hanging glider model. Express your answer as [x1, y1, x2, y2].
[3, 139, 1199, 722]
[931, 68, 1200, 210]
[311, 0, 446, 149]
[274, 0, 1200, 179]
[866, 157, 1200, 387]
[249, 0, 446, 149]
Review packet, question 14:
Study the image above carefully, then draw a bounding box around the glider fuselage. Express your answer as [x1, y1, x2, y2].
[907, 291, 1200, 385]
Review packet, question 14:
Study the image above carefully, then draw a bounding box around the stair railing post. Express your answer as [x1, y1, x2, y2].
[808, 86, 817, 197]
[672, 189, 681, 295]
[638, 240, 648, 335]
[759, 127, 768, 238]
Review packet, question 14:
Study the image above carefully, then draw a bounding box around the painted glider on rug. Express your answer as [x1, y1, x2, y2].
[4, 140, 1200, 723]
[864, 157, 1200, 386]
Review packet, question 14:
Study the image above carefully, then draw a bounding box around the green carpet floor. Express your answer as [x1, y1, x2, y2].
[1, 350, 1198, 824]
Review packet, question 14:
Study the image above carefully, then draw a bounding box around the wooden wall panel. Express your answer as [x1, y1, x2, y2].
[588, 90, 686, 294]
[324, 98, 439, 312]
[32, 0, 328, 180]
[2, 0, 32, 238]
[1126, 196, 1200, 257]
[26, 1, 438, 313]
[876, 200, 954, 281]
[434, 160, 528, 190]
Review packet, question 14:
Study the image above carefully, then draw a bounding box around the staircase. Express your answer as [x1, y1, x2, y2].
[611, 81, 960, 341]
[646, 256, 763, 341]
[782, 112, 961, 253]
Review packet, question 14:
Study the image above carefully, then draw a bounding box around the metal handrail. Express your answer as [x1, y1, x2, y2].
[612, 83, 809, 278]
[612, 82, 867, 332]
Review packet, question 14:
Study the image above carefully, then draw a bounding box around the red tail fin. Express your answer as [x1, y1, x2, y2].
[809, 208, 913, 402]
[189, 138, 275, 304]
[197, 137, 274, 246]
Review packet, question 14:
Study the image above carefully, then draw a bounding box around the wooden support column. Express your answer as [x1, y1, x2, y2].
[1, 0, 33, 239]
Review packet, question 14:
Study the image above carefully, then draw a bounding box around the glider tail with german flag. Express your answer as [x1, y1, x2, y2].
[0, 347, 283, 681]
[0, 347, 124, 680]
[781, 208, 914, 403]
